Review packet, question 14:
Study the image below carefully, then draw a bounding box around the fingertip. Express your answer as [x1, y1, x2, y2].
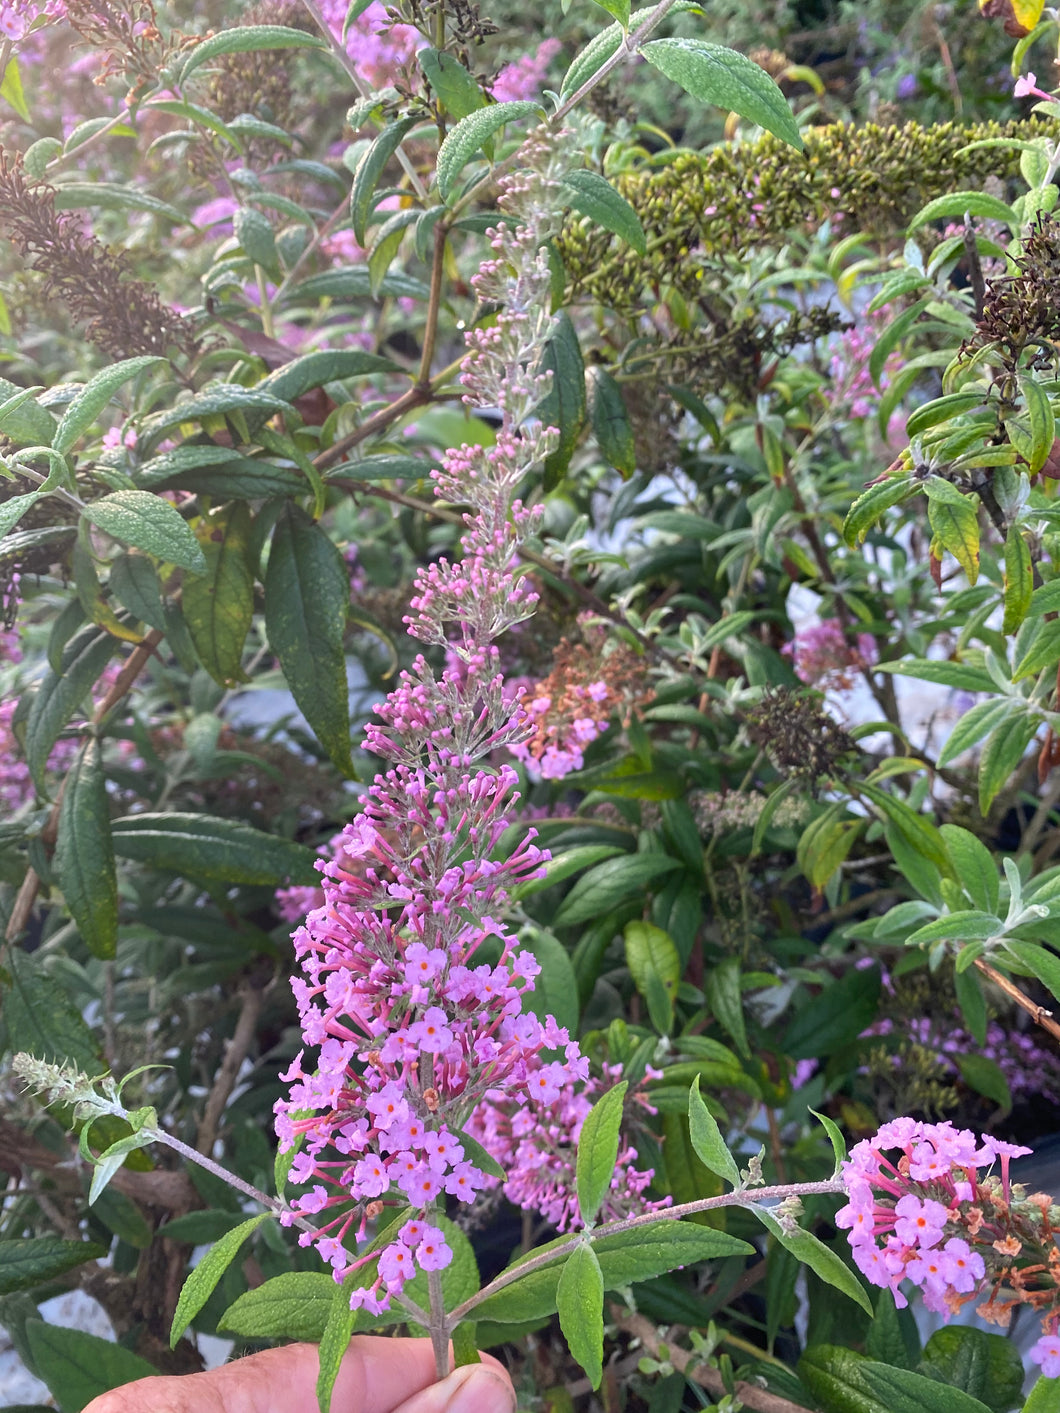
[392, 1362, 516, 1413]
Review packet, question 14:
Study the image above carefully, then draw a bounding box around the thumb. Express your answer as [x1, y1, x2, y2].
[390, 1364, 516, 1413]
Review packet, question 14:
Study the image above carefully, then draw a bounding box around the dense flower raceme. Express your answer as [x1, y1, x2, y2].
[836, 1117, 1060, 1372]
[783, 617, 877, 693]
[274, 130, 656, 1315]
[468, 1062, 662, 1233]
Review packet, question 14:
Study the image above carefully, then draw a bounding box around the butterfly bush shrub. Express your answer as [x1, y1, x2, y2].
[7, 0, 1060, 1408]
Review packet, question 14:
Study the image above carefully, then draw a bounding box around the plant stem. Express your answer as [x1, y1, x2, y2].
[427, 1267, 449, 1379]
[447, 1178, 845, 1326]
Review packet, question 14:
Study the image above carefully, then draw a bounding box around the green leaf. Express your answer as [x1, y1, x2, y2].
[144, 384, 294, 438]
[264, 503, 354, 776]
[978, 713, 1039, 814]
[521, 927, 580, 1037]
[907, 192, 1017, 233]
[939, 825, 999, 914]
[54, 182, 188, 225]
[561, 24, 624, 96]
[1012, 620, 1060, 682]
[954, 966, 988, 1046]
[419, 47, 485, 120]
[705, 955, 750, 1058]
[55, 740, 118, 960]
[589, 0, 630, 22]
[137, 446, 305, 499]
[796, 806, 862, 891]
[1002, 526, 1033, 634]
[1024, 1375, 1060, 1413]
[3, 949, 98, 1070]
[83, 491, 206, 575]
[1003, 938, 1060, 1007]
[472, 1222, 753, 1324]
[641, 39, 802, 149]
[109, 552, 168, 632]
[624, 920, 680, 1034]
[436, 101, 544, 202]
[869, 298, 931, 389]
[928, 490, 979, 584]
[513, 844, 626, 900]
[24, 1321, 157, 1412]
[24, 624, 115, 792]
[562, 170, 646, 255]
[0, 375, 56, 445]
[858, 1360, 994, 1413]
[52, 356, 163, 455]
[170, 1213, 269, 1347]
[234, 205, 277, 271]
[937, 699, 1015, 769]
[809, 1106, 848, 1173]
[351, 117, 416, 245]
[576, 1082, 628, 1225]
[261, 351, 398, 412]
[182, 503, 255, 687]
[0, 54, 30, 120]
[865, 1290, 920, 1370]
[111, 812, 318, 885]
[557, 1243, 604, 1390]
[317, 1273, 359, 1413]
[688, 1075, 740, 1188]
[536, 310, 586, 488]
[755, 1211, 872, 1316]
[1029, 579, 1060, 617]
[784, 966, 882, 1060]
[553, 854, 682, 928]
[0, 1239, 107, 1296]
[953, 1053, 1011, 1111]
[1021, 376, 1055, 474]
[219, 1272, 346, 1343]
[843, 475, 918, 544]
[904, 911, 1001, 948]
[904, 391, 986, 437]
[588, 366, 637, 476]
[0, 492, 42, 540]
[181, 24, 326, 81]
[858, 783, 952, 876]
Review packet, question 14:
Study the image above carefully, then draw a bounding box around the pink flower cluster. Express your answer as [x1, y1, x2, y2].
[468, 1063, 663, 1232]
[837, 1118, 1042, 1331]
[274, 130, 652, 1316]
[491, 37, 562, 103]
[315, 0, 420, 87]
[783, 618, 877, 692]
[0, 0, 64, 42]
[509, 680, 609, 780]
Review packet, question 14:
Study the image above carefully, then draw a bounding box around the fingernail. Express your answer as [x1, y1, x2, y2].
[442, 1365, 516, 1413]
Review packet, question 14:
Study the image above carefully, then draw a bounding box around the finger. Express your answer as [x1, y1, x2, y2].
[388, 1363, 516, 1413]
[80, 1336, 503, 1413]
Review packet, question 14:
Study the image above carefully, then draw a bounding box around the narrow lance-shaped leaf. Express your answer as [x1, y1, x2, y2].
[640, 39, 802, 149]
[557, 1242, 604, 1389]
[170, 1214, 270, 1347]
[688, 1075, 741, 1188]
[24, 624, 115, 792]
[264, 503, 354, 777]
[436, 101, 543, 202]
[83, 490, 206, 576]
[55, 739, 118, 960]
[562, 170, 646, 255]
[182, 502, 255, 688]
[576, 1081, 627, 1226]
[52, 355, 163, 455]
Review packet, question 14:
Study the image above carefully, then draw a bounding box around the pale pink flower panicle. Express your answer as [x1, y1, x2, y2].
[275, 130, 661, 1315]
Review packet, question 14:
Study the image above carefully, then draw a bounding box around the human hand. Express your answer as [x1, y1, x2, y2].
[82, 1336, 517, 1413]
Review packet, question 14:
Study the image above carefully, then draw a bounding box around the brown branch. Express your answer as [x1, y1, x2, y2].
[609, 1310, 811, 1413]
[975, 958, 1060, 1045]
[3, 628, 163, 944]
[195, 979, 270, 1155]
